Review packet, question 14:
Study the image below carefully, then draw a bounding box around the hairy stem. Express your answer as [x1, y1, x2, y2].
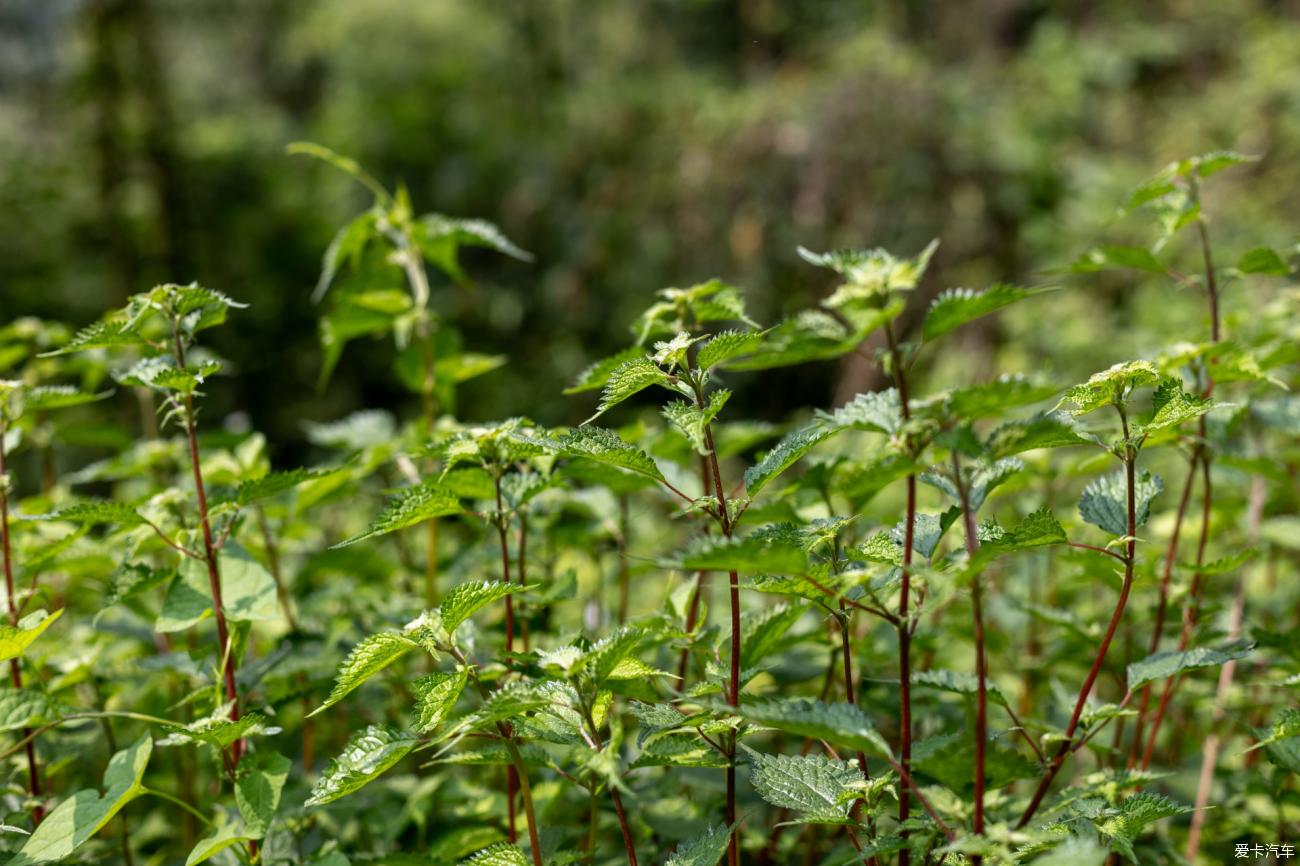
[1017, 404, 1137, 829]
[0, 427, 44, 824]
[952, 453, 986, 860]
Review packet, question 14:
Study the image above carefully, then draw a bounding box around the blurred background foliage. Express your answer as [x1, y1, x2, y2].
[2, 0, 1299, 461]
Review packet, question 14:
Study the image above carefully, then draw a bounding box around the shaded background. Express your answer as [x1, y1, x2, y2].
[3, 0, 1299, 460]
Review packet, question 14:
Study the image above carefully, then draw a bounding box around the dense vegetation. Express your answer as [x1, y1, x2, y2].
[0, 137, 1296, 866]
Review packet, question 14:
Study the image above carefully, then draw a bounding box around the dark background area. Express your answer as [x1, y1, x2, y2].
[3, 0, 1298, 461]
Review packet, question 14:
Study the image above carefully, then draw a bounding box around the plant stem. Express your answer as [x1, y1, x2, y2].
[173, 328, 243, 768]
[491, 472, 519, 842]
[883, 320, 915, 862]
[0, 428, 45, 824]
[617, 494, 630, 624]
[675, 457, 712, 687]
[952, 453, 986, 861]
[1016, 403, 1137, 829]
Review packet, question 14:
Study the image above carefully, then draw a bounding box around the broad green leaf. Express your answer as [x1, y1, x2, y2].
[941, 374, 1061, 419]
[663, 389, 730, 456]
[911, 669, 1008, 707]
[1100, 793, 1192, 863]
[587, 627, 644, 685]
[912, 732, 1038, 791]
[333, 482, 463, 548]
[923, 284, 1048, 341]
[1078, 471, 1163, 536]
[0, 609, 62, 662]
[29, 501, 146, 528]
[20, 386, 111, 412]
[819, 389, 902, 435]
[185, 816, 252, 866]
[11, 734, 151, 864]
[310, 631, 420, 716]
[441, 580, 523, 634]
[696, 329, 764, 370]
[161, 711, 269, 749]
[0, 688, 60, 733]
[743, 746, 857, 822]
[724, 300, 902, 371]
[797, 240, 938, 303]
[39, 320, 143, 356]
[236, 752, 291, 837]
[1134, 378, 1212, 438]
[458, 843, 530, 866]
[668, 535, 808, 574]
[564, 347, 646, 395]
[1063, 361, 1160, 415]
[158, 548, 279, 632]
[305, 725, 418, 807]
[455, 682, 551, 734]
[117, 356, 222, 394]
[413, 670, 468, 733]
[1031, 837, 1108, 866]
[731, 697, 891, 758]
[417, 213, 532, 287]
[235, 468, 334, 506]
[986, 508, 1067, 553]
[548, 427, 665, 483]
[1069, 246, 1165, 274]
[588, 356, 673, 420]
[743, 422, 834, 496]
[665, 822, 732, 866]
[1126, 640, 1253, 690]
[1235, 246, 1290, 275]
[987, 411, 1090, 458]
[740, 604, 805, 669]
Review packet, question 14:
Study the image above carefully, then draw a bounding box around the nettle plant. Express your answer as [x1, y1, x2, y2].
[0, 150, 1296, 866]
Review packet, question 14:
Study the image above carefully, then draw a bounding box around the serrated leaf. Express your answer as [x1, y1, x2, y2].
[20, 386, 111, 412]
[0, 689, 60, 733]
[743, 746, 858, 822]
[185, 816, 252, 866]
[1078, 471, 1163, 536]
[587, 627, 643, 685]
[987, 411, 1090, 458]
[740, 604, 805, 669]
[161, 711, 269, 749]
[441, 580, 524, 634]
[1100, 793, 1192, 863]
[1135, 378, 1212, 437]
[696, 329, 764, 370]
[39, 320, 143, 356]
[797, 240, 938, 303]
[29, 501, 146, 528]
[158, 548, 279, 632]
[458, 843, 530, 866]
[1126, 640, 1253, 690]
[744, 422, 834, 496]
[10, 735, 151, 864]
[333, 482, 463, 548]
[942, 374, 1061, 419]
[723, 300, 902, 371]
[1063, 361, 1161, 415]
[310, 631, 420, 716]
[548, 427, 665, 483]
[990, 508, 1067, 553]
[1236, 246, 1290, 275]
[235, 468, 334, 506]
[305, 725, 418, 807]
[665, 822, 731, 866]
[731, 697, 891, 759]
[236, 752, 291, 837]
[818, 388, 903, 435]
[588, 356, 673, 420]
[0, 609, 63, 662]
[668, 535, 808, 574]
[564, 347, 645, 395]
[912, 669, 1008, 707]
[413, 670, 468, 733]
[923, 284, 1047, 341]
[663, 389, 730, 456]
[1069, 246, 1165, 274]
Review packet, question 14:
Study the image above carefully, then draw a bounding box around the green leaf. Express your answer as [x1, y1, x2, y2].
[911, 669, 1008, 707]
[740, 604, 806, 669]
[158, 548, 279, 632]
[11, 734, 151, 864]
[1236, 246, 1290, 275]
[161, 711, 269, 749]
[441, 580, 523, 634]
[311, 210, 378, 301]
[236, 752, 291, 837]
[310, 631, 420, 717]
[185, 816, 252, 866]
[1078, 471, 1163, 536]
[731, 697, 891, 758]
[987, 411, 1090, 458]
[743, 422, 835, 496]
[696, 329, 765, 370]
[548, 427, 665, 483]
[723, 300, 902, 372]
[39, 319, 144, 356]
[458, 843, 530, 866]
[413, 670, 468, 733]
[0, 689, 60, 733]
[117, 356, 223, 394]
[1126, 640, 1253, 690]
[417, 214, 533, 287]
[20, 386, 111, 412]
[665, 823, 732, 866]
[922, 284, 1048, 341]
[663, 389, 731, 456]
[588, 356, 674, 420]
[668, 535, 808, 574]
[1030, 837, 1108, 866]
[988, 508, 1067, 553]
[941, 374, 1061, 419]
[1135, 378, 1212, 438]
[0, 609, 62, 662]
[587, 627, 644, 685]
[333, 482, 463, 548]
[819, 389, 902, 435]
[564, 347, 647, 395]
[30, 501, 146, 528]
[1100, 793, 1192, 863]
[235, 468, 334, 506]
[1063, 361, 1161, 415]
[1069, 246, 1165, 274]
[797, 240, 938, 302]
[743, 746, 858, 822]
[306, 725, 418, 807]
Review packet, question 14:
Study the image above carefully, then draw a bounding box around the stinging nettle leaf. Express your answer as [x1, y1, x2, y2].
[0, 609, 63, 663]
[310, 631, 420, 717]
[668, 534, 809, 575]
[440, 580, 525, 635]
[413, 670, 468, 733]
[1078, 471, 1163, 536]
[235, 751, 291, 837]
[665, 822, 732, 866]
[731, 697, 891, 759]
[588, 356, 674, 421]
[547, 426, 665, 483]
[333, 482, 463, 548]
[564, 346, 646, 395]
[1126, 640, 1253, 690]
[696, 329, 765, 370]
[305, 725, 418, 807]
[923, 284, 1051, 341]
[458, 843, 530, 866]
[1063, 361, 1161, 415]
[743, 746, 859, 822]
[744, 421, 835, 496]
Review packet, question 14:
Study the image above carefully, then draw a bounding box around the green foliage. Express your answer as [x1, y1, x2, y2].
[1126, 641, 1254, 690]
[311, 631, 421, 716]
[1078, 471, 1164, 536]
[333, 482, 464, 547]
[744, 747, 859, 822]
[306, 725, 419, 807]
[922, 284, 1049, 342]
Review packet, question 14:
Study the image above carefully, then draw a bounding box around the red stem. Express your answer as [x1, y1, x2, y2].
[952, 454, 986, 861]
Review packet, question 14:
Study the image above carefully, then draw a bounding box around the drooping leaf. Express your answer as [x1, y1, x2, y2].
[458, 843, 530, 866]
[235, 468, 334, 506]
[185, 816, 253, 866]
[310, 631, 420, 717]
[305, 725, 418, 807]
[588, 356, 674, 420]
[730, 697, 891, 758]
[743, 422, 835, 496]
[818, 389, 903, 435]
[1126, 640, 1253, 690]
[10, 735, 152, 864]
[564, 347, 646, 395]
[333, 482, 463, 548]
[547, 426, 665, 483]
[923, 284, 1049, 341]
[696, 329, 765, 370]
[1078, 471, 1163, 536]
[29, 501, 146, 528]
